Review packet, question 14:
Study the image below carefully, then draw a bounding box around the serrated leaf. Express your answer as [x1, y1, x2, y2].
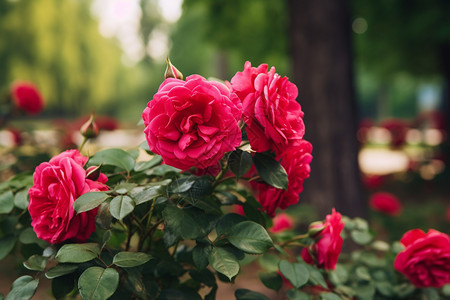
[133, 185, 167, 205]
[110, 195, 135, 221]
[112, 252, 153, 267]
[228, 150, 253, 178]
[73, 192, 110, 213]
[0, 191, 14, 214]
[6, 275, 39, 300]
[78, 267, 119, 300]
[216, 213, 247, 237]
[45, 264, 78, 279]
[23, 254, 47, 271]
[169, 176, 197, 193]
[208, 247, 239, 280]
[89, 148, 135, 171]
[227, 221, 273, 254]
[235, 289, 270, 300]
[279, 260, 309, 289]
[56, 243, 100, 263]
[13, 189, 29, 210]
[254, 153, 288, 190]
[259, 272, 282, 291]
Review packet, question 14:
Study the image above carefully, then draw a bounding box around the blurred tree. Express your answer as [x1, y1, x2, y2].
[288, 0, 365, 217]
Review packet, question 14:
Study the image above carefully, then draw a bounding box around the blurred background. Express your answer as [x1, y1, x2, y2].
[0, 0, 449, 239]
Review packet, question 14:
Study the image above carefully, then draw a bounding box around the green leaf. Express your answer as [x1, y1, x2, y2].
[0, 191, 14, 214]
[286, 289, 310, 300]
[89, 148, 135, 171]
[254, 153, 288, 190]
[133, 181, 170, 205]
[259, 272, 282, 291]
[375, 281, 394, 297]
[110, 195, 135, 221]
[189, 269, 216, 287]
[235, 289, 270, 300]
[19, 228, 40, 245]
[145, 165, 181, 176]
[216, 213, 247, 237]
[73, 192, 110, 213]
[228, 150, 253, 178]
[134, 155, 162, 172]
[0, 235, 16, 261]
[45, 264, 78, 279]
[304, 263, 328, 289]
[52, 274, 75, 299]
[193, 243, 212, 270]
[258, 253, 281, 272]
[56, 243, 100, 263]
[355, 266, 371, 281]
[320, 293, 342, 300]
[114, 183, 137, 194]
[169, 176, 197, 193]
[13, 189, 29, 210]
[354, 284, 375, 300]
[279, 260, 309, 289]
[227, 221, 273, 254]
[329, 265, 348, 286]
[6, 275, 39, 300]
[208, 247, 239, 280]
[78, 267, 119, 300]
[162, 206, 217, 240]
[112, 252, 153, 267]
[351, 230, 373, 245]
[23, 254, 47, 271]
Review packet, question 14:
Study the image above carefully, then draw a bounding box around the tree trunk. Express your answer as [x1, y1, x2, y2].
[288, 0, 365, 217]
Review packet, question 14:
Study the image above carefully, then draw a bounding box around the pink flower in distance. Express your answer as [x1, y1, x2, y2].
[301, 209, 344, 270]
[28, 150, 108, 244]
[251, 140, 312, 217]
[270, 213, 294, 233]
[230, 61, 305, 156]
[10, 81, 44, 115]
[369, 192, 402, 216]
[394, 229, 450, 288]
[142, 75, 242, 170]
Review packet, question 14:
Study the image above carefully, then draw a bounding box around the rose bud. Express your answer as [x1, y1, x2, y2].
[80, 113, 99, 139]
[164, 57, 183, 80]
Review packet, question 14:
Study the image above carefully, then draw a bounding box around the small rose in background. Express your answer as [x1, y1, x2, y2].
[394, 229, 450, 288]
[269, 213, 294, 233]
[10, 81, 44, 115]
[369, 191, 402, 216]
[362, 174, 385, 190]
[380, 118, 409, 149]
[301, 209, 344, 270]
[28, 149, 108, 244]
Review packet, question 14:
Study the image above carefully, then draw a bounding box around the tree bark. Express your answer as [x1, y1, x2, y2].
[288, 0, 365, 217]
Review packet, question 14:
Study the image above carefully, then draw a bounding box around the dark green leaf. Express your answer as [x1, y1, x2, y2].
[242, 202, 266, 226]
[113, 252, 153, 267]
[96, 203, 112, 230]
[133, 182, 169, 205]
[375, 281, 394, 297]
[0, 191, 14, 214]
[254, 153, 288, 190]
[259, 272, 282, 291]
[23, 254, 47, 271]
[45, 264, 78, 279]
[52, 274, 75, 299]
[228, 150, 253, 178]
[56, 243, 100, 263]
[258, 253, 281, 273]
[350, 230, 373, 245]
[279, 260, 309, 289]
[114, 183, 137, 194]
[0, 235, 16, 261]
[19, 228, 41, 245]
[6, 276, 39, 300]
[286, 289, 310, 300]
[73, 192, 110, 213]
[78, 267, 119, 300]
[192, 243, 212, 270]
[134, 155, 162, 172]
[304, 263, 328, 289]
[208, 247, 239, 280]
[169, 176, 197, 193]
[320, 293, 341, 300]
[89, 148, 135, 171]
[235, 289, 270, 300]
[189, 269, 216, 286]
[216, 213, 247, 237]
[227, 221, 273, 254]
[110, 195, 135, 221]
[145, 165, 181, 176]
[13, 189, 29, 210]
[354, 284, 375, 300]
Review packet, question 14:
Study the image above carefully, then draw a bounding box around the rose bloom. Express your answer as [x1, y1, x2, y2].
[301, 209, 344, 270]
[369, 191, 402, 216]
[251, 140, 312, 217]
[142, 75, 242, 170]
[394, 229, 450, 288]
[380, 118, 409, 149]
[269, 213, 294, 233]
[28, 150, 108, 244]
[10, 81, 44, 115]
[230, 61, 305, 156]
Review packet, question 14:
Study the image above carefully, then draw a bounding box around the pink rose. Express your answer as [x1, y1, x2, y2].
[301, 209, 344, 270]
[251, 140, 312, 217]
[142, 75, 242, 170]
[230, 61, 305, 156]
[270, 213, 294, 233]
[10, 81, 44, 115]
[28, 150, 108, 244]
[394, 229, 450, 288]
[369, 192, 402, 216]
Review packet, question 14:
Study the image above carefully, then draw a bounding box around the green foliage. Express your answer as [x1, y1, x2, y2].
[112, 252, 153, 268]
[78, 267, 119, 300]
[279, 260, 309, 289]
[227, 221, 273, 254]
[56, 243, 100, 263]
[254, 153, 288, 190]
[6, 276, 39, 300]
[208, 247, 240, 280]
[73, 192, 110, 213]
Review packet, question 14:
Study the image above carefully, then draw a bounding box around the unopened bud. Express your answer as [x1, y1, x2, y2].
[307, 221, 326, 237]
[86, 165, 101, 181]
[80, 114, 99, 139]
[164, 57, 183, 80]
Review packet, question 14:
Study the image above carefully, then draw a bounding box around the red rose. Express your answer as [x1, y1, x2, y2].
[369, 192, 402, 216]
[142, 75, 242, 170]
[10, 81, 44, 115]
[230, 61, 305, 156]
[28, 150, 108, 244]
[380, 118, 409, 149]
[394, 229, 450, 288]
[301, 209, 344, 270]
[251, 140, 312, 217]
[270, 213, 294, 233]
